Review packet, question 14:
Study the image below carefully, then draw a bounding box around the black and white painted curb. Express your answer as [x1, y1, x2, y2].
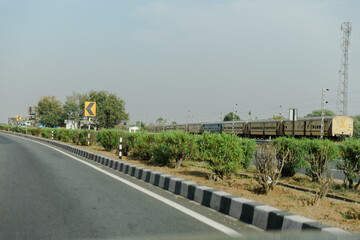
[3, 132, 354, 239]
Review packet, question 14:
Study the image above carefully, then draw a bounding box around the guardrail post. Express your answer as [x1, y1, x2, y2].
[119, 137, 123, 159]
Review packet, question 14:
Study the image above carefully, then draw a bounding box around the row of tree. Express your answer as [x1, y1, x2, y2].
[35, 91, 129, 129]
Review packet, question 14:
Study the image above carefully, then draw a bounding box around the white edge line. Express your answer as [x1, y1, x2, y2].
[6, 133, 243, 238]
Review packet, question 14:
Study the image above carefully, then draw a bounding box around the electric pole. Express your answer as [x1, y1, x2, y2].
[321, 88, 329, 140]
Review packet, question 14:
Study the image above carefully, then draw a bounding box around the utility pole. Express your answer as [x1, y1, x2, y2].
[232, 103, 237, 134]
[337, 22, 352, 115]
[320, 88, 329, 140]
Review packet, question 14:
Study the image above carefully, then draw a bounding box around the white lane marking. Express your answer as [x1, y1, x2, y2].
[7, 134, 243, 238]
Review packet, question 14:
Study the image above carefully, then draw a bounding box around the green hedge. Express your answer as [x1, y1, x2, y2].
[198, 132, 255, 179]
[152, 131, 197, 167]
[272, 137, 307, 177]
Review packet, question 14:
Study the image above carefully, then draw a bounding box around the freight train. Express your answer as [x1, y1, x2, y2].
[154, 116, 353, 139]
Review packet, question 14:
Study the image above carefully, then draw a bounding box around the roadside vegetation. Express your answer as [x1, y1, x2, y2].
[1, 125, 359, 232]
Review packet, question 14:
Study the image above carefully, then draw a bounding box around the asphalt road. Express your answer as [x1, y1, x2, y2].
[0, 133, 260, 240]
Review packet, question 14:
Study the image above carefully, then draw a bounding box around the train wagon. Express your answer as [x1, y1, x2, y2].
[202, 122, 222, 133]
[175, 124, 187, 132]
[188, 123, 202, 134]
[283, 120, 306, 136]
[247, 120, 265, 136]
[165, 125, 175, 131]
[222, 121, 246, 135]
[264, 120, 283, 136]
[304, 116, 353, 138]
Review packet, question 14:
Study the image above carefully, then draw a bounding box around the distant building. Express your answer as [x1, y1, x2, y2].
[129, 126, 139, 133]
[65, 120, 77, 129]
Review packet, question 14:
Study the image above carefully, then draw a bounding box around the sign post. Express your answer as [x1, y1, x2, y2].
[16, 115, 22, 127]
[84, 102, 96, 146]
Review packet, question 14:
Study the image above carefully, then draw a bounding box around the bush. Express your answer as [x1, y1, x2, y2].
[239, 138, 256, 169]
[198, 132, 248, 179]
[152, 131, 197, 167]
[96, 130, 120, 151]
[40, 129, 53, 139]
[338, 138, 360, 189]
[302, 138, 340, 182]
[131, 132, 155, 160]
[255, 144, 287, 194]
[272, 137, 306, 177]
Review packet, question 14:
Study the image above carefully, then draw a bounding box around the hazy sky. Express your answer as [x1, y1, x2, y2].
[1, 0, 359, 125]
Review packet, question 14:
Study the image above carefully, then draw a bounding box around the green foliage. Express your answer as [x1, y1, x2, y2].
[223, 112, 240, 122]
[338, 138, 360, 189]
[306, 109, 335, 117]
[132, 132, 155, 160]
[351, 115, 360, 139]
[88, 90, 129, 129]
[36, 96, 64, 127]
[96, 130, 120, 151]
[151, 131, 197, 167]
[302, 138, 340, 182]
[238, 139, 256, 169]
[272, 137, 306, 177]
[198, 132, 247, 179]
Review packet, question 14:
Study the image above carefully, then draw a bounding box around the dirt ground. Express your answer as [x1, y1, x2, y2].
[69, 143, 360, 233]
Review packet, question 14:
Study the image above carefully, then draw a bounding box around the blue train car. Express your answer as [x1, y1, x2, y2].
[202, 123, 222, 133]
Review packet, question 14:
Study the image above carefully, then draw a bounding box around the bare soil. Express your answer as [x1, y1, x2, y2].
[68, 143, 360, 233]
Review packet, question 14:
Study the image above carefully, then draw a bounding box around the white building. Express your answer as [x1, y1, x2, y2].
[65, 120, 78, 129]
[129, 126, 139, 133]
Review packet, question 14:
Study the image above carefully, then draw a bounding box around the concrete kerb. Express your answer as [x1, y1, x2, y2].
[1, 131, 353, 238]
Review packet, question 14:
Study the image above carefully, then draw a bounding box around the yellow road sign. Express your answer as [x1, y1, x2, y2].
[84, 102, 96, 117]
[17, 115, 22, 121]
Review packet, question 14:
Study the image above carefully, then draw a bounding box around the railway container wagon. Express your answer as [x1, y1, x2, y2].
[222, 121, 246, 135]
[202, 123, 222, 133]
[188, 123, 202, 134]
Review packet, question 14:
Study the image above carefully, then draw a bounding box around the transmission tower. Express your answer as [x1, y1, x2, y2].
[337, 22, 352, 115]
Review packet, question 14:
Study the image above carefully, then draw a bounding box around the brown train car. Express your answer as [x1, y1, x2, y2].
[174, 124, 187, 132]
[304, 116, 353, 137]
[264, 120, 283, 136]
[188, 123, 202, 134]
[222, 121, 246, 135]
[165, 125, 175, 131]
[283, 120, 306, 136]
[247, 120, 265, 136]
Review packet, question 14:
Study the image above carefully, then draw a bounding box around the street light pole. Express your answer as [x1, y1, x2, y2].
[320, 88, 329, 140]
[232, 103, 237, 134]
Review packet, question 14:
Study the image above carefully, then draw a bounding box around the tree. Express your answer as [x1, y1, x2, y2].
[156, 117, 166, 126]
[352, 115, 360, 138]
[136, 121, 146, 130]
[88, 90, 129, 129]
[306, 109, 335, 117]
[337, 138, 360, 189]
[223, 112, 240, 121]
[36, 96, 64, 127]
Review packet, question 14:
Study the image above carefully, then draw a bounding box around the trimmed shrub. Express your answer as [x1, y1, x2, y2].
[132, 132, 155, 160]
[239, 138, 256, 169]
[338, 138, 360, 189]
[198, 132, 249, 179]
[96, 130, 120, 151]
[152, 131, 197, 167]
[302, 138, 340, 182]
[272, 137, 306, 177]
